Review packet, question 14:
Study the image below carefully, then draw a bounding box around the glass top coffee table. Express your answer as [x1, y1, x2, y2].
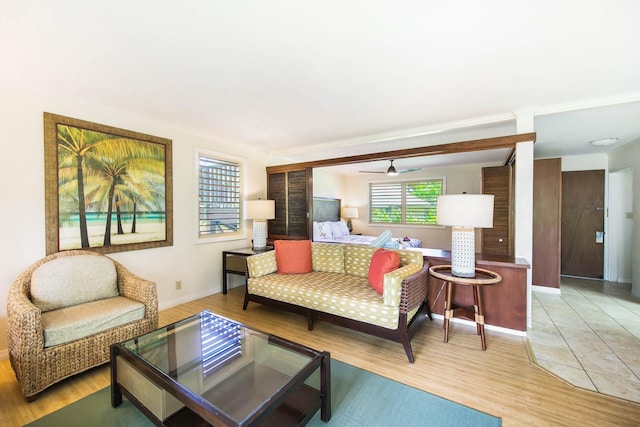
[111, 310, 331, 426]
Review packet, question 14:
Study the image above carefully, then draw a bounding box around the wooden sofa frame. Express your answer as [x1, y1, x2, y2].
[243, 264, 432, 363]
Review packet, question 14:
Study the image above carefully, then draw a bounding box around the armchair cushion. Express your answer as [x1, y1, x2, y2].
[41, 296, 145, 347]
[30, 255, 118, 312]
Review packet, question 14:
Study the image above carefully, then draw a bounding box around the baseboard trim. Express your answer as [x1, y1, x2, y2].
[430, 314, 527, 337]
[532, 285, 561, 295]
[158, 289, 217, 311]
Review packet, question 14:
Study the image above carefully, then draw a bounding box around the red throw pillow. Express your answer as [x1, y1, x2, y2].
[368, 249, 400, 294]
[274, 240, 313, 274]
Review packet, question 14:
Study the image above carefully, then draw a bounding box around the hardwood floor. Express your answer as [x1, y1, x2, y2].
[2, 287, 639, 426]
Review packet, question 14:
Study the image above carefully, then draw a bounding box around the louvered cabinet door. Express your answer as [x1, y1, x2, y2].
[482, 165, 513, 256]
[267, 169, 311, 241]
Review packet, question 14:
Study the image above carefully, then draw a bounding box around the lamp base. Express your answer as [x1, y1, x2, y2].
[451, 226, 476, 278]
[252, 220, 267, 250]
[347, 218, 353, 232]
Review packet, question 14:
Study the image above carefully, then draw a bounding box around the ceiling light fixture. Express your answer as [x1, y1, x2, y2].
[386, 160, 398, 176]
[590, 137, 618, 147]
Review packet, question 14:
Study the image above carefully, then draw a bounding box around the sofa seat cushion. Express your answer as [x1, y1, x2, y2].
[41, 296, 145, 348]
[31, 255, 118, 312]
[248, 272, 401, 329]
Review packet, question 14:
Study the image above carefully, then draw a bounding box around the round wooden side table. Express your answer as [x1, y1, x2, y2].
[429, 265, 502, 350]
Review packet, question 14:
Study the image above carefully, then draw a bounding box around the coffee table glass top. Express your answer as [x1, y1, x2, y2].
[120, 310, 320, 425]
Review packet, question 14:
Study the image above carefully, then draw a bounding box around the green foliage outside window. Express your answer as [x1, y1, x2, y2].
[370, 179, 442, 225]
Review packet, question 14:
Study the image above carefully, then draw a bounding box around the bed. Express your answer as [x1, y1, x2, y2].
[312, 197, 422, 249]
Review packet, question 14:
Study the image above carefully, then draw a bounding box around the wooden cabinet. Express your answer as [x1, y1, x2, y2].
[532, 158, 562, 288]
[482, 165, 514, 256]
[267, 169, 312, 241]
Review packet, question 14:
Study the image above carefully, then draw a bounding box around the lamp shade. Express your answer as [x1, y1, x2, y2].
[436, 194, 494, 228]
[343, 207, 359, 219]
[245, 200, 275, 220]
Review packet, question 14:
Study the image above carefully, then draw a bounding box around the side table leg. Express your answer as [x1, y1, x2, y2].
[443, 281, 453, 344]
[473, 285, 487, 351]
[222, 253, 228, 294]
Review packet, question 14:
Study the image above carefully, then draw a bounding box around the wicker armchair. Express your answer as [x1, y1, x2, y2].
[7, 250, 158, 401]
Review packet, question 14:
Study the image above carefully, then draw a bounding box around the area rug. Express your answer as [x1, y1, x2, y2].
[26, 360, 500, 427]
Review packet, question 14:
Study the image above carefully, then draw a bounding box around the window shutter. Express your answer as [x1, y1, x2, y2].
[370, 183, 402, 224]
[198, 155, 241, 237]
[369, 179, 443, 225]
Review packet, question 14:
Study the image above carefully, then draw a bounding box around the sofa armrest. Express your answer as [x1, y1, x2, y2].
[247, 251, 278, 278]
[382, 261, 424, 307]
[398, 263, 429, 314]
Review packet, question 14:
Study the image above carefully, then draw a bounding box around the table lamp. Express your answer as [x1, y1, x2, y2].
[343, 207, 359, 232]
[436, 194, 494, 278]
[245, 199, 275, 250]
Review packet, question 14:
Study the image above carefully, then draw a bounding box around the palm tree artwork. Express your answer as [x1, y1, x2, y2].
[56, 125, 167, 250]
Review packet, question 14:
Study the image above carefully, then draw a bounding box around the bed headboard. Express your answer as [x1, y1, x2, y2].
[313, 197, 341, 222]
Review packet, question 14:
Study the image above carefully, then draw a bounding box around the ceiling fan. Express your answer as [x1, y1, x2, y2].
[359, 160, 420, 176]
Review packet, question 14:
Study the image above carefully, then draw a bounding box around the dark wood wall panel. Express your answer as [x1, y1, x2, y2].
[482, 165, 513, 256]
[532, 158, 561, 288]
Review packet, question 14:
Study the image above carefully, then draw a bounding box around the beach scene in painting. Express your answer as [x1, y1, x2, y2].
[56, 124, 166, 250]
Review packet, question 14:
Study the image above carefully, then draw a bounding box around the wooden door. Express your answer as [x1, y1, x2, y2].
[482, 165, 513, 256]
[561, 170, 605, 278]
[533, 159, 562, 288]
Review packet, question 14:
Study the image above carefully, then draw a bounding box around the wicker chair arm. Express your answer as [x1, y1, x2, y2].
[114, 261, 159, 327]
[7, 274, 45, 353]
[398, 263, 429, 315]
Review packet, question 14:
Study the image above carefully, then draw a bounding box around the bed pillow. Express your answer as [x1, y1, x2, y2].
[329, 220, 350, 237]
[317, 222, 333, 239]
[313, 221, 322, 240]
[367, 248, 400, 294]
[275, 240, 313, 274]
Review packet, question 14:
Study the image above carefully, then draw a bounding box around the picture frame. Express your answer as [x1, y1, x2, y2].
[44, 112, 173, 255]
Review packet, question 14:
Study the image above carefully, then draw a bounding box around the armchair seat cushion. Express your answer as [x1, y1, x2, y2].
[41, 296, 145, 348]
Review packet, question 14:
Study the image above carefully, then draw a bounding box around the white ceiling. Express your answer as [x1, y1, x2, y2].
[2, 1, 639, 174]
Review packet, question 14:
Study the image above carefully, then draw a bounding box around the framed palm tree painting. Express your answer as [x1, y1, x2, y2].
[44, 113, 173, 254]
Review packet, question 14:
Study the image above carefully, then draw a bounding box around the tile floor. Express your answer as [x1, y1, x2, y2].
[529, 276, 640, 403]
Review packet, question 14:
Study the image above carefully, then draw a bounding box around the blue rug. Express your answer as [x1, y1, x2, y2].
[26, 360, 500, 427]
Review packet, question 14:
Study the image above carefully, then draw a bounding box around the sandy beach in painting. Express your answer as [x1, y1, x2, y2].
[59, 221, 166, 250]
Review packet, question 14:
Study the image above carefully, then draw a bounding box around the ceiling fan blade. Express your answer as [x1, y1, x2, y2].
[397, 168, 421, 174]
[358, 170, 386, 173]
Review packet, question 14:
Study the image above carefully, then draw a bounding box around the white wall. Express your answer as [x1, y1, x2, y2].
[608, 139, 640, 297]
[0, 85, 269, 356]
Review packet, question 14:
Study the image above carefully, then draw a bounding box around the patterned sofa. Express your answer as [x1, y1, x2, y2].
[243, 242, 431, 362]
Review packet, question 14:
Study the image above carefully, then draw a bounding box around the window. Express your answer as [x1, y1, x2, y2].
[369, 179, 443, 225]
[198, 152, 242, 238]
